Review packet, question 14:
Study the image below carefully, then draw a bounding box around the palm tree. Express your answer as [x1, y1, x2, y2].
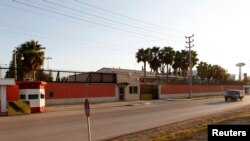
[148, 47, 161, 75]
[36, 70, 53, 81]
[159, 46, 175, 80]
[207, 64, 213, 81]
[180, 50, 189, 77]
[179, 50, 199, 77]
[15, 40, 45, 80]
[190, 50, 199, 68]
[136, 48, 151, 83]
[172, 51, 182, 77]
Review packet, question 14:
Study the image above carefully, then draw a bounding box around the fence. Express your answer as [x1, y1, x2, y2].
[0, 67, 116, 83]
[140, 75, 244, 85]
[0, 67, 245, 85]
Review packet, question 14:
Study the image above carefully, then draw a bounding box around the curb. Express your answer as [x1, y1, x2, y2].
[164, 98, 194, 101]
[90, 101, 151, 109]
[45, 101, 153, 112]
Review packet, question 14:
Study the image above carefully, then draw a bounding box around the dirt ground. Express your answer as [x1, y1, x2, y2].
[108, 105, 250, 141]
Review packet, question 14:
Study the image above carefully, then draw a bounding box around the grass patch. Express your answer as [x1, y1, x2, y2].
[151, 107, 250, 141]
[109, 105, 250, 141]
[169, 94, 222, 100]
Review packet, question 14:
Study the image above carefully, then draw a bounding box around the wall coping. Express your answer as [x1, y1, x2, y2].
[0, 78, 15, 85]
[17, 81, 47, 89]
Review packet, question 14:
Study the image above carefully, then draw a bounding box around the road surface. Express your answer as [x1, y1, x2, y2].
[1, 96, 250, 141]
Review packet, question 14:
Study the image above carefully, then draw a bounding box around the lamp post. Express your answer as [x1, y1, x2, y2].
[45, 57, 52, 70]
[13, 47, 46, 81]
[13, 49, 24, 81]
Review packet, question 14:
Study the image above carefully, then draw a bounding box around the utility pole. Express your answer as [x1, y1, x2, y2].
[13, 49, 17, 81]
[185, 34, 194, 98]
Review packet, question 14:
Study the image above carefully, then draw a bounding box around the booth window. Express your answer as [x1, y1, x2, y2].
[129, 86, 138, 94]
[20, 94, 26, 100]
[29, 94, 39, 99]
[41, 94, 45, 99]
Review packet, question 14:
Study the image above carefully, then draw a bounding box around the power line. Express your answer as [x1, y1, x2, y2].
[2, 0, 196, 53]
[12, 0, 181, 43]
[0, 2, 184, 52]
[74, 0, 186, 34]
[2, 1, 219, 52]
[0, 21, 146, 51]
[43, 0, 183, 39]
[0, 27, 134, 52]
[0, 3, 152, 45]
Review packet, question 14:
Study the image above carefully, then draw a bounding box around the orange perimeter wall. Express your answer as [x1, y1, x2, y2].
[160, 85, 243, 94]
[6, 83, 116, 101]
[7, 83, 243, 101]
[45, 83, 116, 99]
[7, 85, 19, 101]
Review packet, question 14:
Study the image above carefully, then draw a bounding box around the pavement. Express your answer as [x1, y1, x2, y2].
[44, 97, 202, 113]
[0, 98, 189, 116]
[45, 100, 160, 112]
[1, 95, 220, 115]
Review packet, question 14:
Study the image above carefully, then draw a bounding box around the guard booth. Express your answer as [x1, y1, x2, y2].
[17, 81, 47, 113]
[0, 78, 15, 115]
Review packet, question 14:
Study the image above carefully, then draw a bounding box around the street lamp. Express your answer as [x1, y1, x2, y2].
[13, 49, 24, 81]
[13, 47, 46, 81]
[45, 57, 52, 70]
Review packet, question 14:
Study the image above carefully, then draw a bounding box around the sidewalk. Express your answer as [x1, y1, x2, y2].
[45, 100, 162, 112]
[91, 100, 155, 108]
[45, 97, 208, 112]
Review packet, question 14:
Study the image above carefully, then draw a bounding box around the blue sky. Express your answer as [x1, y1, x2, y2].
[0, 0, 250, 76]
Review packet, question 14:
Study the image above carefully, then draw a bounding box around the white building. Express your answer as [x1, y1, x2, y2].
[97, 67, 142, 101]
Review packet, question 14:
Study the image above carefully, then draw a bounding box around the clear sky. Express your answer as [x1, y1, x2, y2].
[0, 0, 250, 76]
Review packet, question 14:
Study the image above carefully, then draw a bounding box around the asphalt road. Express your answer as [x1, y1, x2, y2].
[1, 95, 250, 141]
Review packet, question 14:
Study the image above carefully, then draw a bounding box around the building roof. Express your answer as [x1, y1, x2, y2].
[97, 67, 155, 75]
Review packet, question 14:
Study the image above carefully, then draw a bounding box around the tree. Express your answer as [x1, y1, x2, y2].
[190, 50, 199, 68]
[196, 61, 209, 80]
[136, 48, 151, 83]
[172, 51, 182, 77]
[159, 46, 175, 79]
[207, 64, 213, 80]
[6, 40, 45, 81]
[208, 65, 229, 81]
[211, 65, 228, 81]
[180, 50, 189, 77]
[35, 70, 53, 81]
[148, 47, 161, 75]
[179, 50, 199, 77]
[197, 62, 229, 83]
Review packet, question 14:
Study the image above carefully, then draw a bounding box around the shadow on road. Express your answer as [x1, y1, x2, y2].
[206, 100, 237, 105]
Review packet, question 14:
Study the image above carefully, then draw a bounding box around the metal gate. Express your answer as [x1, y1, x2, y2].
[140, 84, 158, 100]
